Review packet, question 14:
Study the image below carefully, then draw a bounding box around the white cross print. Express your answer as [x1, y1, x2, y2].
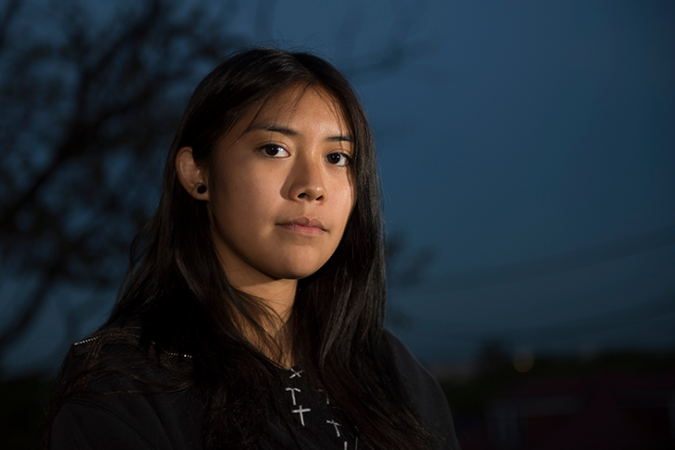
[326, 419, 341, 437]
[285, 387, 301, 405]
[289, 368, 303, 378]
[292, 405, 311, 426]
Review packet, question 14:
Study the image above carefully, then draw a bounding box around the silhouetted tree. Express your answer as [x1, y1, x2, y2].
[0, 0, 252, 367]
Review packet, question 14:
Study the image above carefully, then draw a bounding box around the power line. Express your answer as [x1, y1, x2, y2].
[405, 224, 675, 295]
[393, 293, 675, 345]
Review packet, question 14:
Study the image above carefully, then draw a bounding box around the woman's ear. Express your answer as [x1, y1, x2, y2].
[176, 146, 209, 200]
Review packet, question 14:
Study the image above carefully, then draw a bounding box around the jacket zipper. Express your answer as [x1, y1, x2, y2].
[73, 333, 193, 358]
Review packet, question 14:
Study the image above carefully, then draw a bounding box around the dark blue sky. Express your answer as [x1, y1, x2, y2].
[4, 0, 674, 374]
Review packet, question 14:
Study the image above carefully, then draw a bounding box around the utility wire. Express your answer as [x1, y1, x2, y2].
[406, 224, 675, 295]
[393, 293, 675, 345]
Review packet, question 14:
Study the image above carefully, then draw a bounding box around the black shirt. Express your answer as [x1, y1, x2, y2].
[51, 330, 460, 449]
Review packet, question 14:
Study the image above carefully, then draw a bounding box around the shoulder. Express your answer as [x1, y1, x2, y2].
[62, 332, 147, 382]
[384, 329, 461, 450]
[67, 329, 193, 384]
[383, 329, 433, 388]
[51, 331, 202, 450]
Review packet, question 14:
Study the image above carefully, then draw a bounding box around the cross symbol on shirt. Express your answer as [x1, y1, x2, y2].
[326, 419, 341, 437]
[285, 387, 301, 405]
[292, 405, 311, 426]
[344, 438, 358, 450]
[289, 368, 303, 378]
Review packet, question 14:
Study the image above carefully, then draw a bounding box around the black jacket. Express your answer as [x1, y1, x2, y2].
[51, 330, 460, 449]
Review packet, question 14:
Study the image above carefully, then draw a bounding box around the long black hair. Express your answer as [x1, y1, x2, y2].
[47, 48, 437, 449]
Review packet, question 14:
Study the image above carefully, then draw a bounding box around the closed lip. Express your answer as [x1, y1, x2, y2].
[277, 217, 327, 232]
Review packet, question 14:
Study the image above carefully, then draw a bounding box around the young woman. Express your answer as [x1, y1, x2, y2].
[46, 48, 460, 450]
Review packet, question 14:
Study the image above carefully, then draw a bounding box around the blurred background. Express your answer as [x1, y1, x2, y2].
[0, 0, 673, 448]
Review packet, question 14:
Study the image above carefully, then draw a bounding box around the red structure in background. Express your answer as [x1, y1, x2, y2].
[459, 368, 675, 450]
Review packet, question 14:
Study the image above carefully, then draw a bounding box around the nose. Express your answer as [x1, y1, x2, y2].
[288, 154, 325, 202]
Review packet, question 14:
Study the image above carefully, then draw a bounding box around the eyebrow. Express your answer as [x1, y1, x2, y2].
[244, 122, 354, 143]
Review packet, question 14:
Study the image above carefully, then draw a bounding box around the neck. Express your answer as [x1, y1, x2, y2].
[216, 247, 298, 321]
[227, 273, 298, 368]
[233, 277, 298, 322]
[215, 250, 298, 366]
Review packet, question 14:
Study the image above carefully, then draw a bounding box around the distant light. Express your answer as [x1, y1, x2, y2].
[513, 350, 534, 373]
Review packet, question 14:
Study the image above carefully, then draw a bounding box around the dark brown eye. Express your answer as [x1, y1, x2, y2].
[261, 145, 289, 158]
[326, 153, 350, 166]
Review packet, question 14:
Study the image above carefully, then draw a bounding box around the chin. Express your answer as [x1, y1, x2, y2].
[264, 247, 336, 280]
[267, 258, 329, 280]
[273, 266, 324, 280]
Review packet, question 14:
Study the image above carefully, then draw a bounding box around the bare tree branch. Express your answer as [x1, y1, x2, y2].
[0, 0, 253, 362]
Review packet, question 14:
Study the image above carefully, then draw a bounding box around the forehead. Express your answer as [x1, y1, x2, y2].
[242, 85, 350, 136]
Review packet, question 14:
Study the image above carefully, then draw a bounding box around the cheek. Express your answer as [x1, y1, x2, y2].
[340, 180, 357, 223]
[331, 185, 357, 241]
[217, 164, 279, 213]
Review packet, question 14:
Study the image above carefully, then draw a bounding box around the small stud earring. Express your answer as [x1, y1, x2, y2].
[197, 184, 207, 194]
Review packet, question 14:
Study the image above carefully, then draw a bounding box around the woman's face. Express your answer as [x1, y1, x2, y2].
[206, 86, 356, 290]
